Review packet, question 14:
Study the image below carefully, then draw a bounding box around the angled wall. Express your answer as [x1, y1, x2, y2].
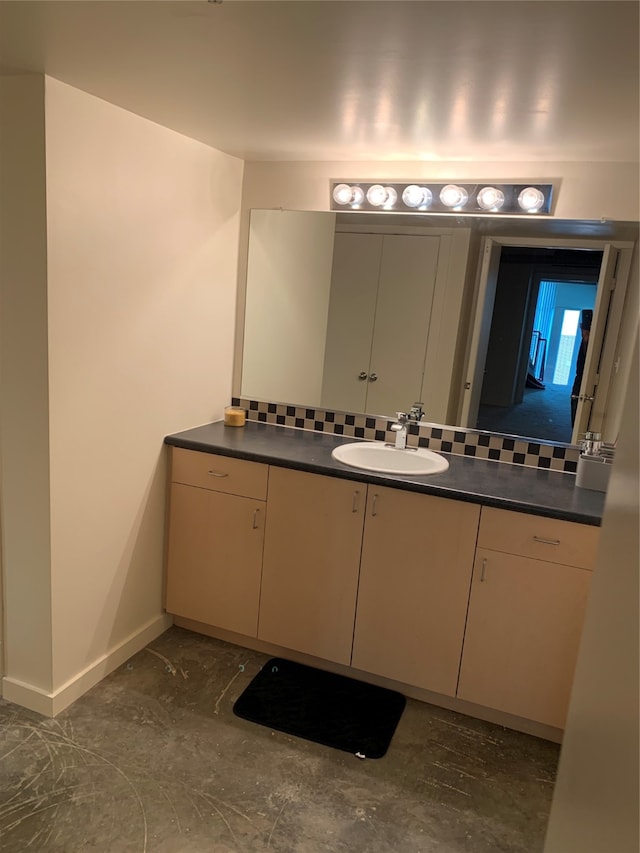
[1, 76, 244, 713]
[0, 75, 53, 699]
[544, 328, 639, 853]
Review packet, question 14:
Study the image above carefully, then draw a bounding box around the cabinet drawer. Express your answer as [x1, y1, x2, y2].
[478, 507, 599, 570]
[170, 447, 268, 499]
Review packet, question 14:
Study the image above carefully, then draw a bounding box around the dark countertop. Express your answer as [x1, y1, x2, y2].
[165, 421, 605, 526]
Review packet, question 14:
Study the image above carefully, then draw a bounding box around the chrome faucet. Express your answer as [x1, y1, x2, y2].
[389, 403, 425, 450]
[390, 412, 409, 449]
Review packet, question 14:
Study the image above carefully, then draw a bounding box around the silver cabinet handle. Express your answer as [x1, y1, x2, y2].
[207, 470, 229, 478]
[369, 372, 378, 382]
[358, 372, 368, 381]
[533, 536, 561, 546]
[253, 509, 260, 529]
[371, 493, 378, 517]
[352, 490, 360, 513]
[480, 557, 487, 582]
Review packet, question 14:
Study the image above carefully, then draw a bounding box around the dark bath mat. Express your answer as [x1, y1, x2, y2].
[233, 657, 406, 759]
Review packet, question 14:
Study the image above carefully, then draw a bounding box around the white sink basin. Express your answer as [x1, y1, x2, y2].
[331, 442, 449, 475]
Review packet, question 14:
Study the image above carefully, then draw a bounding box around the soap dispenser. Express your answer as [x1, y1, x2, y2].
[576, 431, 614, 492]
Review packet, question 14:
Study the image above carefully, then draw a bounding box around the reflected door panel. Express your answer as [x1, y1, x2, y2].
[321, 233, 382, 412]
[573, 245, 619, 441]
[321, 233, 440, 416]
[368, 235, 439, 415]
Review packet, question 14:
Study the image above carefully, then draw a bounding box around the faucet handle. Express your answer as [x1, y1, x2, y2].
[395, 411, 408, 423]
[409, 402, 424, 422]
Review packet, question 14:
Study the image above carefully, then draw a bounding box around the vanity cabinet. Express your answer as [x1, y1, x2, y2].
[165, 449, 268, 637]
[164, 444, 600, 737]
[259, 472, 481, 680]
[258, 466, 365, 665]
[351, 487, 480, 696]
[457, 507, 599, 728]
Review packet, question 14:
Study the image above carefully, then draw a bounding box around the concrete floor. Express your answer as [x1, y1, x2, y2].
[0, 626, 559, 852]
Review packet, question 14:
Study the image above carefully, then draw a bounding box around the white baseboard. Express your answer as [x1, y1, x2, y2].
[2, 613, 173, 717]
[1, 678, 55, 717]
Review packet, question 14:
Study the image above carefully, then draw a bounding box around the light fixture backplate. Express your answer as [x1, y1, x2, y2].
[330, 181, 554, 215]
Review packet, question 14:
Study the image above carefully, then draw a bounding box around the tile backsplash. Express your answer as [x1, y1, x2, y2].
[232, 398, 579, 473]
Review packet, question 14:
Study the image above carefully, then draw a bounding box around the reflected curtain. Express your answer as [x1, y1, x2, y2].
[531, 280, 557, 377]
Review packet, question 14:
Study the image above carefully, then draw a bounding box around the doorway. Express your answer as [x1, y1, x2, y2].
[460, 238, 630, 445]
[475, 250, 601, 443]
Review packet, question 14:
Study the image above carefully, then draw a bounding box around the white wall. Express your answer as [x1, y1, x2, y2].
[544, 328, 639, 853]
[242, 160, 640, 222]
[1, 76, 244, 713]
[242, 210, 335, 404]
[0, 76, 53, 694]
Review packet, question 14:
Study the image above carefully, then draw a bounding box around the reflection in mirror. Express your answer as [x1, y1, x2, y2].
[242, 209, 471, 425]
[321, 230, 445, 416]
[240, 210, 637, 447]
[241, 210, 336, 406]
[474, 247, 603, 445]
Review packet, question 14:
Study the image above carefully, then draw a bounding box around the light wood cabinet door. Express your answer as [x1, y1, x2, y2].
[351, 487, 480, 696]
[258, 467, 365, 665]
[457, 548, 592, 728]
[165, 483, 265, 636]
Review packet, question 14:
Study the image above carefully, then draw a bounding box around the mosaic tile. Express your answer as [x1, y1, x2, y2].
[234, 398, 580, 473]
[474, 446, 492, 460]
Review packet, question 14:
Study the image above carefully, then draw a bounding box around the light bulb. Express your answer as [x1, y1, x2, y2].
[351, 186, 365, 205]
[518, 187, 545, 213]
[477, 187, 505, 211]
[402, 185, 433, 209]
[366, 184, 389, 206]
[383, 187, 398, 208]
[440, 184, 468, 208]
[332, 184, 353, 205]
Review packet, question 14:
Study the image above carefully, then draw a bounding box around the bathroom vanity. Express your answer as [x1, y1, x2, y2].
[164, 421, 603, 742]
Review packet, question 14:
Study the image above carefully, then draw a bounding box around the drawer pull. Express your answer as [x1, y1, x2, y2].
[352, 490, 360, 513]
[480, 557, 487, 582]
[207, 470, 229, 478]
[533, 536, 561, 546]
[371, 493, 378, 517]
[252, 509, 260, 529]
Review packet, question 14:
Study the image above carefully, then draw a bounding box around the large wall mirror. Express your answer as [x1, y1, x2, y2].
[239, 209, 637, 446]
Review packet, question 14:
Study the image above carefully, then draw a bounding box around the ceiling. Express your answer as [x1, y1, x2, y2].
[1, 1, 638, 163]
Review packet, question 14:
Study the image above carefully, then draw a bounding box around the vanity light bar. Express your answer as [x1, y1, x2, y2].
[330, 182, 554, 215]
